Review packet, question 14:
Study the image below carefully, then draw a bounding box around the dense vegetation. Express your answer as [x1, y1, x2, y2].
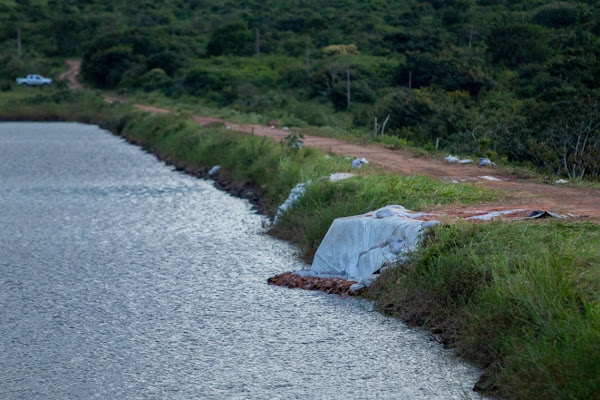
[2, 82, 599, 400]
[2, 0, 600, 178]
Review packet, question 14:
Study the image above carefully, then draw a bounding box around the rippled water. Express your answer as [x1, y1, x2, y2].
[0, 122, 484, 399]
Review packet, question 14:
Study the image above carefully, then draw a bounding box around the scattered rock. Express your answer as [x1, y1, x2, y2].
[473, 363, 501, 394]
[268, 272, 358, 297]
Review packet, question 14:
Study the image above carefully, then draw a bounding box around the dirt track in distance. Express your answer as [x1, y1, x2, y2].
[61, 60, 600, 220]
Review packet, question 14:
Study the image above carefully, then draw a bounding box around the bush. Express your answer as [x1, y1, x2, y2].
[488, 23, 551, 67]
[206, 22, 252, 56]
[183, 67, 229, 94]
[138, 68, 173, 93]
[533, 2, 579, 29]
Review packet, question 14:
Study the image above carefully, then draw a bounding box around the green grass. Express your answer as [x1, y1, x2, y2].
[273, 174, 497, 261]
[366, 221, 600, 400]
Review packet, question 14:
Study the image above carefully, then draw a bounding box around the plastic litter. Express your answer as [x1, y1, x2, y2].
[208, 165, 221, 175]
[527, 210, 564, 219]
[479, 158, 495, 166]
[480, 175, 502, 181]
[282, 126, 290, 131]
[273, 183, 306, 224]
[444, 155, 473, 164]
[466, 209, 526, 220]
[329, 173, 356, 182]
[274, 173, 357, 224]
[555, 179, 569, 184]
[311, 205, 438, 283]
[351, 157, 369, 168]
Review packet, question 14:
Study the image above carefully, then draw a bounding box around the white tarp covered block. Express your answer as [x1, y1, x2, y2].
[311, 205, 433, 282]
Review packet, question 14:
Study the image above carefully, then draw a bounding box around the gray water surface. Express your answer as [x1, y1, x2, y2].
[0, 122, 484, 399]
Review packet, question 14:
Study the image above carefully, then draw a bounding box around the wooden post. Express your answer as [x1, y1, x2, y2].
[17, 26, 21, 59]
[346, 65, 350, 110]
[255, 28, 260, 56]
[381, 114, 390, 138]
[408, 71, 412, 99]
[468, 25, 473, 48]
[306, 38, 310, 80]
[374, 117, 378, 138]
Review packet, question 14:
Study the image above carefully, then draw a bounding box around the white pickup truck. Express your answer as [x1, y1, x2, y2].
[16, 74, 52, 86]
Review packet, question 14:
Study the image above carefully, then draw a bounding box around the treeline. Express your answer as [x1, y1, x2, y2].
[1, 0, 600, 178]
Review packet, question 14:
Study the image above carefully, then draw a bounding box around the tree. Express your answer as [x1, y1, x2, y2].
[542, 98, 600, 179]
[206, 23, 252, 56]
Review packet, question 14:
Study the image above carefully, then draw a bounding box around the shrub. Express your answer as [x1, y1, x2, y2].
[206, 22, 252, 56]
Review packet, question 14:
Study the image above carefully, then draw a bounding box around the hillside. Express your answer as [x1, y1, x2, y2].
[1, 0, 600, 179]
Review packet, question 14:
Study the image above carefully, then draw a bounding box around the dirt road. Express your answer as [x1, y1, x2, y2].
[58, 60, 83, 90]
[62, 60, 600, 219]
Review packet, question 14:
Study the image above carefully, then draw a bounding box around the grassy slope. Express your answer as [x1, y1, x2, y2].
[366, 221, 600, 399]
[2, 88, 599, 399]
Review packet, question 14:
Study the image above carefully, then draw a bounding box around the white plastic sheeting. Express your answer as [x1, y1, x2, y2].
[466, 209, 526, 220]
[273, 182, 307, 224]
[311, 205, 439, 283]
[329, 173, 356, 182]
[273, 173, 358, 224]
[351, 157, 369, 168]
[208, 165, 221, 175]
[479, 158, 495, 166]
[479, 175, 502, 181]
[444, 155, 473, 164]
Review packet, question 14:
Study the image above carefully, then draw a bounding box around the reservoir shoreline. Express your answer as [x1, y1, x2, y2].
[2, 92, 599, 399]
